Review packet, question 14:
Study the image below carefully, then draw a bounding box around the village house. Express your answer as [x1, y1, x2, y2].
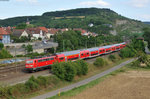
[26, 27, 49, 40]
[0, 28, 11, 44]
[12, 29, 28, 38]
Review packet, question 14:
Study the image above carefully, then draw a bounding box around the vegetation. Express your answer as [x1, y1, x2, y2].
[120, 39, 145, 58]
[11, 34, 31, 43]
[52, 60, 88, 81]
[0, 43, 4, 50]
[0, 48, 13, 59]
[108, 55, 116, 62]
[54, 30, 123, 52]
[25, 44, 33, 54]
[143, 28, 150, 48]
[93, 58, 107, 67]
[0, 75, 61, 99]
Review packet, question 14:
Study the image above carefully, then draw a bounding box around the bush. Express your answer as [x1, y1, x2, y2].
[108, 55, 116, 62]
[73, 62, 82, 76]
[94, 58, 105, 67]
[52, 62, 66, 80]
[0, 48, 13, 59]
[25, 76, 39, 90]
[131, 60, 140, 67]
[52, 60, 88, 81]
[76, 60, 88, 75]
[36, 76, 48, 87]
[119, 47, 136, 58]
[64, 62, 76, 81]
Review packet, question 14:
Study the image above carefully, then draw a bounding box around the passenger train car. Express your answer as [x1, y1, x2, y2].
[25, 42, 126, 72]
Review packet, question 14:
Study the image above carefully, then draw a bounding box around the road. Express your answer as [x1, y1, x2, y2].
[144, 41, 150, 54]
[32, 58, 135, 99]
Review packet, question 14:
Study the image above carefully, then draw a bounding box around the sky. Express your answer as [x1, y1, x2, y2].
[0, 0, 150, 21]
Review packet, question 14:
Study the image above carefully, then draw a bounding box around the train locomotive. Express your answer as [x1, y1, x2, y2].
[25, 42, 126, 72]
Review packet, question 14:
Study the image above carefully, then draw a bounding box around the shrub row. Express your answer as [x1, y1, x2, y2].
[52, 60, 88, 81]
[0, 75, 60, 99]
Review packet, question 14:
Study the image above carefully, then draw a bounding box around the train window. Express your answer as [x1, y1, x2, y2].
[81, 54, 83, 56]
[87, 53, 89, 55]
[26, 60, 33, 64]
[38, 59, 43, 62]
[35, 61, 36, 63]
[51, 58, 54, 60]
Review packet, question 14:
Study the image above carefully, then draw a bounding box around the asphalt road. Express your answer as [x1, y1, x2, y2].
[32, 58, 135, 99]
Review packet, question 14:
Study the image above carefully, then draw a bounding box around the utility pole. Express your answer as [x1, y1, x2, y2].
[15, 44, 17, 73]
[95, 37, 96, 47]
[63, 40, 65, 51]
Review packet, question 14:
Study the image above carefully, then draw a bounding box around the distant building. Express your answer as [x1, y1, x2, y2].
[26, 27, 49, 40]
[12, 29, 28, 38]
[26, 18, 30, 25]
[0, 28, 11, 44]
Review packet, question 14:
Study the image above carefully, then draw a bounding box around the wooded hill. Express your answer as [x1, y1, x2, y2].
[0, 8, 147, 35]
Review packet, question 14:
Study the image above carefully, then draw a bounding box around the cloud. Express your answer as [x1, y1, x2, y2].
[140, 14, 150, 20]
[129, 0, 150, 8]
[16, 0, 38, 3]
[79, 0, 110, 7]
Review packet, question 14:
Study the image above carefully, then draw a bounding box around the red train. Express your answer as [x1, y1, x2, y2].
[25, 42, 126, 72]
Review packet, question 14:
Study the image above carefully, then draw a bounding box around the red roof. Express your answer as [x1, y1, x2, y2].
[0, 28, 10, 35]
[38, 27, 48, 33]
[49, 28, 59, 34]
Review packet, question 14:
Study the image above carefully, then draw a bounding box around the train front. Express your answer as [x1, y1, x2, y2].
[25, 59, 36, 71]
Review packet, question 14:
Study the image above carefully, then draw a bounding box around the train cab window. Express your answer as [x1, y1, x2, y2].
[81, 54, 83, 56]
[35, 60, 36, 63]
[87, 53, 89, 55]
[59, 57, 64, 60]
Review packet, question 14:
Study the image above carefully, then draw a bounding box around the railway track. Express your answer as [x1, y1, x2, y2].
[0, 63, 25, 78]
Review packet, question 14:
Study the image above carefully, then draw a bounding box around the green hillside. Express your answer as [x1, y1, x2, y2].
[0, 8, 147, 35]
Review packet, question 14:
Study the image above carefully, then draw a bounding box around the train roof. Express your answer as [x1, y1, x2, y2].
[87, 47, 99, 51]
[101, 45, 112, 48]
[56, 50, 80, 56]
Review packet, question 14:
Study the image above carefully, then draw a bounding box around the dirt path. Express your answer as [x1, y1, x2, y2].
[69, 70, 150, 99]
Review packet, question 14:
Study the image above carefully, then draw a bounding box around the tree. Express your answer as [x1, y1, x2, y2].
[16, 23, 27, 29]
[25, 44, 33, 53]
[0, 43, 4, 50]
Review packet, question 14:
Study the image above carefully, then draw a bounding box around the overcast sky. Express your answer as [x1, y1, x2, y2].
[0, 0, 150, 21]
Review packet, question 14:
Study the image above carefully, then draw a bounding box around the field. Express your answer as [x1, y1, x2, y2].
[53, 70, 150, 99]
